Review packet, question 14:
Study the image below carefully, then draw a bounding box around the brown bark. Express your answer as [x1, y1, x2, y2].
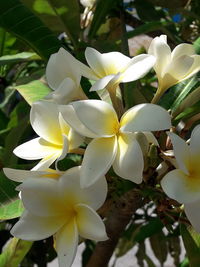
[86, 189, 144, 267]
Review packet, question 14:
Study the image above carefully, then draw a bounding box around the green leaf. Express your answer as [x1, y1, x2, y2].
[134, 218, 164, 243]
[0, 198, 24, 220]
[0, 52, 40, 65]
[47, 0, 80, 48]
[149, 230, 168, 265]
[89, 0, 119, 38]
[158, 76, 198, 110]
[15, 80, 51, 105]
[193, 37, 200, 54]
[0, 237, 33, 267]
[0, 171, 18, 204]
[172, 86, 200, 117]
[173, 101, 200, 125]
[180, 224, 200, 267]
[0, 0, 62, 60]
[125, 21, 171, 40]
[171, 77, 200, 114]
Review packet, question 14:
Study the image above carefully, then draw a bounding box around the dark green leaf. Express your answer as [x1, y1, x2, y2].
[134, 218, 164, 243]
[89, 0, 119, 38]
[149, 230, 168, 265]
[47, 0, 80, 48]
[180, 224, 200, 267]
[0, 0, 62, 60]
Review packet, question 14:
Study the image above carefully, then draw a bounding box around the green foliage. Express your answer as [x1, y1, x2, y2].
[0, 0, 62, 60]
[0, 199, 24, 220]
[0, 238, 32, 267]
[15, 80, 51, 105]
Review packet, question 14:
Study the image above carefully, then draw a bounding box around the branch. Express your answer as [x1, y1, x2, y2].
[86, 189, 144, 267]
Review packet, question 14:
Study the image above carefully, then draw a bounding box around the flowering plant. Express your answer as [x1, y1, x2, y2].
[1, 1, 200, 266]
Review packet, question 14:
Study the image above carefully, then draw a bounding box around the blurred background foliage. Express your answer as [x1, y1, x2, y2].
[0, 0, 200, 266]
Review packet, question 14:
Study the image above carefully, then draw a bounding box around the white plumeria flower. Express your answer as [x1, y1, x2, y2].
[148, 35, 200, 103]
[11, 166, 108, 267]
[46, 48, 88, 104]
[161, 126, 200, 232]
[78, 47, 156, 92]
[60, 100, 171, 187]
[3, 168, 63, 183]
[13, 100, 83, 171]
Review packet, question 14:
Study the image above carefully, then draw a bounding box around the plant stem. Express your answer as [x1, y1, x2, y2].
[86, 189, 144, 267]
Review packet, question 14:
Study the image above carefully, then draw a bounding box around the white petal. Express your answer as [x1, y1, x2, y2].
[120, 103, 171, 132]
[81, 136, 117, 188]
[56, 219, 78, 267]
[50, 78, 80, 104]
[161, 169, 200, 203]
[11, 211, 65, 241]
[13, 137, 61, 160]
[76, 204, 108, 241]
[3, 168, 43, 182]
[59, 166, 107, 210]
[31, 101, 63, 145]
[121, 54, 156, 82]
[186, 55, 200, 79]
[31, 153, 59, 171]
[19, 178, 65, 216]
[148, 35, 171, 77]
[190, 125, 200, 157]
[70, 100, 118, 137]
[168, 132, 190, 174]
[113, 133, 144, 183]
[46, 48, 81, 89]
[171, 43, 195, 60]
[85, 47, 130, 77]
[167, 55, 194, 80]
[58, 113, 84, 150]
[185, 200, 200, 233]
[90, 74, 116, 91]
[60, 104, 99, 138]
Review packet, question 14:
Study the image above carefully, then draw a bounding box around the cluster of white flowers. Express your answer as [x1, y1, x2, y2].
[3, 35, 200, 267]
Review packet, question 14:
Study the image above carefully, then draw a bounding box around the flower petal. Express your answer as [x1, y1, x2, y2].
[167, 55, 194, 80]
[49, 77, 80, 104]
[81, 136, 117, 188]
[85, 47, 130, 77]
[76, 203, 108, 241]
[56, 219, 78, 267]
[90, 74, 116, 91]
[31, 153, 59, 171]
[13, 137, 61, 160]
[70, 100, 118, 137]
[60, 104, 99, 138]
[190, 125, 200, 157]
[168, 132, 190, 174]
[121, 54, 156, 82]
[3, 168, 44, 182]
[143, 132, 159, 146]
[161, 169, 200, 203]
[31, 101, 63, 145]
[171, 43, 195, 60]
[148, 35, 171, 78]
[186, 55, 200, 79]
[58, 166, 107, 210]
[120, 103, 171, 132]
[113, 133, 144, 183]
[19, 178, 65, 216]
[184, 200, 200, 233]
[11, 211, 65, 241]
[46, 48, 81, 89]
